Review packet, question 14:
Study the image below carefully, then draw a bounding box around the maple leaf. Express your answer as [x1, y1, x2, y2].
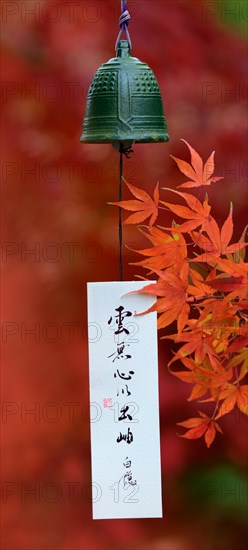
[170, 353, 230, 391]
[138, 226, 172, 246]
[191, 204, 247, 258]
[227, 347, 248, 382]
[197, 296, 239, 328]
[197, 256, 248, 278]
[171, 139, 223, 188]
[161, 188, 211, 233]
[203, 258, 248, 301]
[188, 383, 208, 401]
[108, 139, 247, 448]
[206, 276, 245, 293]
[227, 225, 248, 263]
[136, 264, 190, 334]
[166, 317, 220, 366]
[188, 268, 215, 298]
[177, 413, 223, 447]
[137, 226, 172, 246]
[216, 384, 248, 418]
[109, 180, 159, 227]
[131, 227, 187, 273]
[175, 358, 210, 401]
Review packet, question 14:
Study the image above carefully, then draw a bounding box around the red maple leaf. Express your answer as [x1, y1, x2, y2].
[216, 384, 248, 418]
[191, 204, 247, 258]
[166, 317, 220, 366]
[203, 258, 248, 301]
[131, 227, 187, 272]
[108, 139, 247, 448]
[188, 268, 215, 298]
[161, 188, 211, 233]
[136, 264, 190, 334]
[227, 348, 248, 382]
[177, 412, 223, 447]
[171, 139, 223, 188]
[170, 350, 231, 390]
[109, 180, 159, 227]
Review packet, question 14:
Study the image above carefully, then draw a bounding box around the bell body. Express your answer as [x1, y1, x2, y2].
[81, 40, 169, 145]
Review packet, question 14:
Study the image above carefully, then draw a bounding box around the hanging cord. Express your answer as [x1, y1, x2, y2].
[118, 148, 124, 281]
[115, 0, 132, 52]
[116, 1, 133, 280]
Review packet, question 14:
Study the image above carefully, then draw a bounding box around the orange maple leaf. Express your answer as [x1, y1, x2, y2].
[188, 383, 208, 401]
[109, 180, 159, 227]
[202, 258, 248, 301]
[177, 357, 210, 401]
[188, 268, 215, 298]
[108, 139, 247, 448]
[197, 297, 239, 330]
[177, 412, 223, 447]
[170, 353, 230, 390]
[161, 188, 211, 233]
[166, 318, 219, 366]
[171, 139, 223, 188]
[138, 226, 173, 246]
[227, 224, 248, 263]
[216, 384, 248, 418]
[227, 348, 248, 382]
[196, 256, 248, 278]
[136, 264, 190, 334]
[131, 228, 187, 272]
[191, 204, 247, 258]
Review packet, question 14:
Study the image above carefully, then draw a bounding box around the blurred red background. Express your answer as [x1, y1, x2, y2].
[1, 1, 247, 549]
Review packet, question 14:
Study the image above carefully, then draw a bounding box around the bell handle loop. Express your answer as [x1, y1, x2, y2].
[115, 0, 132, 53]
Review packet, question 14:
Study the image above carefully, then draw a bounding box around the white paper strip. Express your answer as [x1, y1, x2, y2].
[87, 281, 162, 519]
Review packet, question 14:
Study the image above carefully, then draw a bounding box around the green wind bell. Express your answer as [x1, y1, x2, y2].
[81, 0, 169, 279]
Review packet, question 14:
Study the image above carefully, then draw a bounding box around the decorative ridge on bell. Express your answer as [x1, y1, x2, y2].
[80, 1, 169, 151]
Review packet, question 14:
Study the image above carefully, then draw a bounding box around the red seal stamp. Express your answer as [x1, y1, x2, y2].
[103, 398, 112, 408]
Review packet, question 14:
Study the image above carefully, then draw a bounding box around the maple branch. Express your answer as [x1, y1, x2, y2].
[211, 396, 220, 420]
[234, 365, 240, 388]
[119, 139, 247, 447]
[158, 206, 170, 212]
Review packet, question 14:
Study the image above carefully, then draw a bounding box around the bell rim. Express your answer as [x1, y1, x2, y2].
[80, 134, 170, 144]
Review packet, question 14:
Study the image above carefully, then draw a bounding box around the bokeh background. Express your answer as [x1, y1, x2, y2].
[1, 1, 248, 549]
